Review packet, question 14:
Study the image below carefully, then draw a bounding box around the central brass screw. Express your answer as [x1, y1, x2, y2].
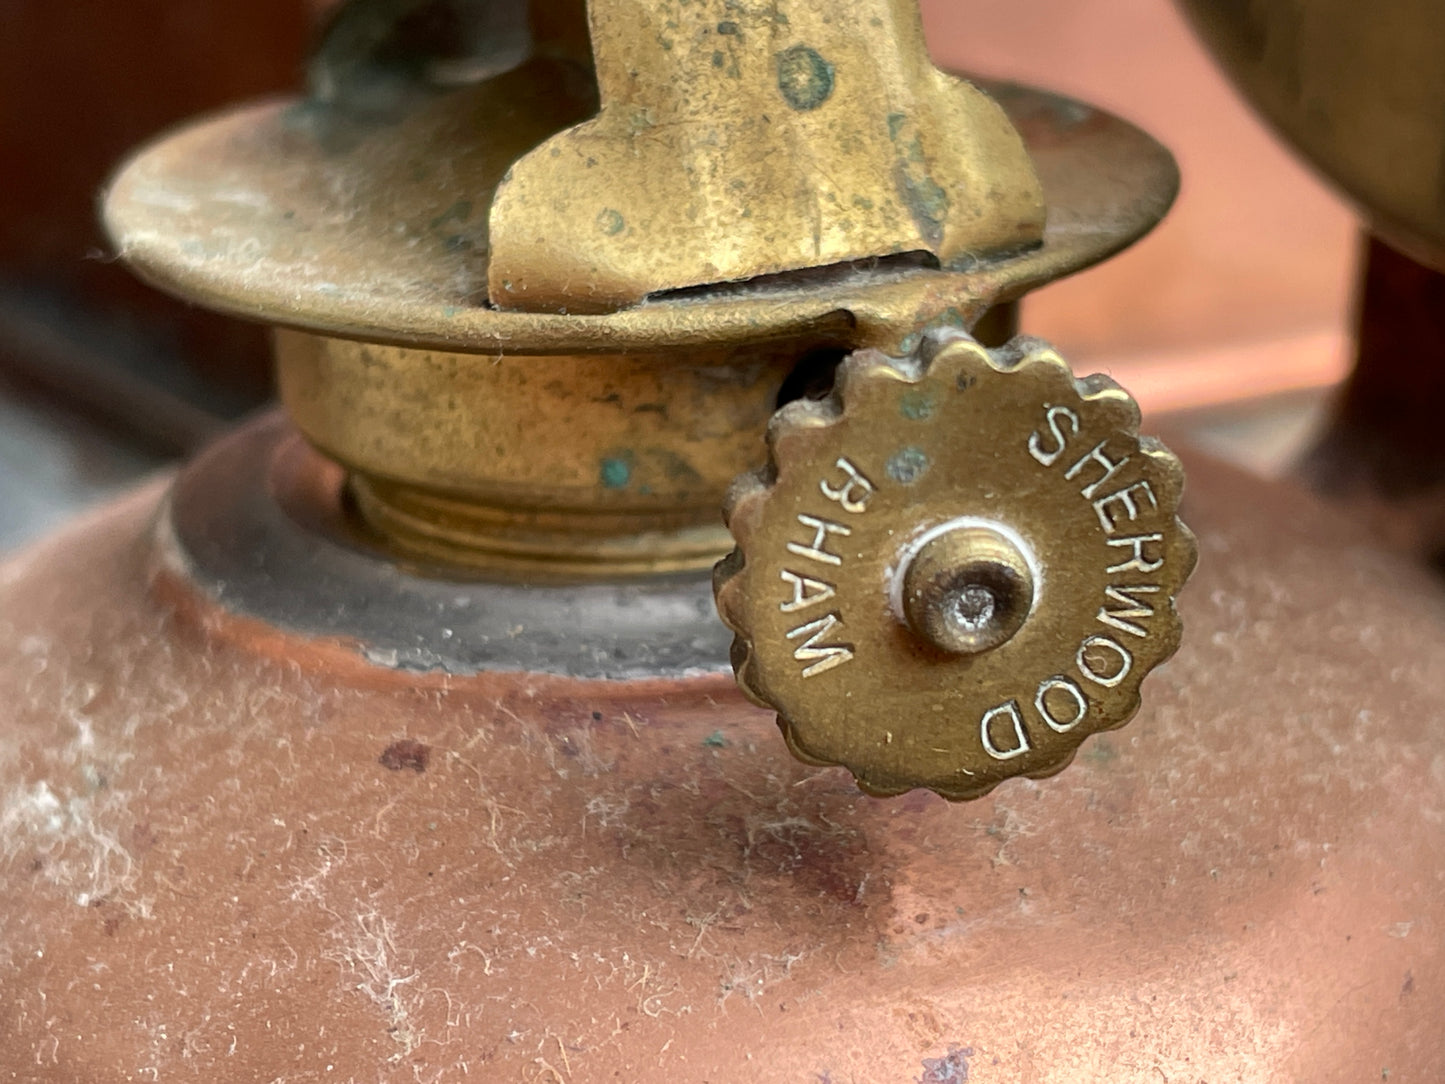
[900, 523, 1036, 655]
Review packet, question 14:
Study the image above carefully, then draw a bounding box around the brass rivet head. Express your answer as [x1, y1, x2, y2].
[900, 523, 1036, 656]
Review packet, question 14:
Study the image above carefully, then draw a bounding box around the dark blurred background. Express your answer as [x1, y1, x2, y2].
[0, 2, 312, 546]
[0, 0, 1356, 549]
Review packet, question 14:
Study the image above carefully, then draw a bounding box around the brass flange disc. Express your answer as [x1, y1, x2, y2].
[715, 332, 1198, 800]
[103, 82, 1177, 354]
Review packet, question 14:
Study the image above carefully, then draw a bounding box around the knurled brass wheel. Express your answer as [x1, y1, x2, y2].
[715, 331, 1198, 800]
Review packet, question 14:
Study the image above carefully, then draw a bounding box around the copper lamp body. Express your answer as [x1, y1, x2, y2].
[0, 0, 1443, 1079]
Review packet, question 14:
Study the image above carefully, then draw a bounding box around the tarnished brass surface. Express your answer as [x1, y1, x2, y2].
[1179, 0, 1445, 271]
[276, 330, 803, 575]
[487, 0, 1045, 313]
[101, 1, 1176, 583]
[103, 82, 1177, 353]
[103, 71, 1177, 577]
[716, 332, 1196, 799]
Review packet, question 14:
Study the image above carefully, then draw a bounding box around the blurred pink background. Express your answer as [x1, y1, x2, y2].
[925, 0, 1356, 381]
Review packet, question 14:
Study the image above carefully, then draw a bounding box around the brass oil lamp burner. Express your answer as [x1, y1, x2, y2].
[0, 0, 1441, 1078]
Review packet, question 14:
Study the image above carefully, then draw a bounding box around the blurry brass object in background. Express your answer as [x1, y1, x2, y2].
[1179, 0, 1445, 272]
[1180, 0, 1445, 563]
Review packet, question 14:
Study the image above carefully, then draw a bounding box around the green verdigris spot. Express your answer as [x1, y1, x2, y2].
[597, 208, 626, 236]
[900, 390, 937, 421]
[887, 447, 931, 485]
[600, 457, 632, 489]
[776, 45, 835, 111]
[887, 112, 951, 247]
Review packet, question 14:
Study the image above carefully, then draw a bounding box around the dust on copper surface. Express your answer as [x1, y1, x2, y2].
[4, 458, 1445, 1077]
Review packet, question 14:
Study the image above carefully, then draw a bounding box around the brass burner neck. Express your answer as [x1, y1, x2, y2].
[275, 330, 809, 578]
